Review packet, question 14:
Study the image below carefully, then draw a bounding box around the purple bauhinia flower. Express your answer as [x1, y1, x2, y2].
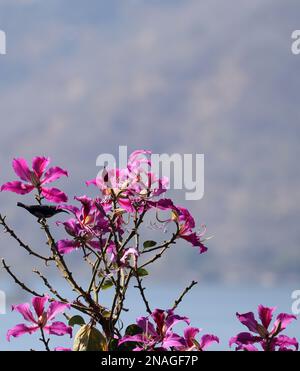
[148, 199, 208, 254]
[119, 309, 190, 351]
[57, 195, 110, 254]
[181, 327, 219, 351]
[107, 244, 139, 268]
[1, 157, 68, 203]
[175, 206, 208, 254]
[86, 150, 168, 213]
[7, 295, 72, 341]
[230, 305, 298, 351]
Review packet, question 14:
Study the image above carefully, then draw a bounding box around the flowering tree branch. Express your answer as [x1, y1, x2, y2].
[0, 152, 297, 351]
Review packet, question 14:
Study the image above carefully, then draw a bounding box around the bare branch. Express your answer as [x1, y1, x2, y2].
[172, 280, 198, 311]
[37, 218, 112, 336]
[0, 214, 53, 262]
[32, 269, 66, 302]
[39, 328, 50, 352]
[33, 269, 94, 317]
[134, 273, 152, 315]
[2, 259, 42, 297]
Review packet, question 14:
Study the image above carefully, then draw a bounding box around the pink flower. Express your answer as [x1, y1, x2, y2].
[120, 247, 139, 266]
[1, 157, 68, 203]
[86, 150, 168, 213]
[55, 347, 72, 351]
[7, 295, 72, 341]
[57, 196, 110, 254]
[149, 199, 208, 254]
[119, 309, 189, 351]
[182, 327, 219, 351]
[230, 305, 298, 351]
[107, 244, 139, 267]
[175, 206, 208, 254]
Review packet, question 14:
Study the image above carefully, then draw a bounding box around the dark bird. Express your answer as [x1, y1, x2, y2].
[17, 202, 69, 221]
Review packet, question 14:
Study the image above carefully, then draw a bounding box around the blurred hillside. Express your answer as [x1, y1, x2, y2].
[0, 0, 299, 287]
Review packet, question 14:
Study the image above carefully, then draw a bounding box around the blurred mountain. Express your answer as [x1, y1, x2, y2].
[0, 0, 299, 287]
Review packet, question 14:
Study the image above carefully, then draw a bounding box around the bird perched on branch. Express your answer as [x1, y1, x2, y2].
[17, 202, 68, 221]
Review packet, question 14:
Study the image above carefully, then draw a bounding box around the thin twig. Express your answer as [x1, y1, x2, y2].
[0, 214, 53, 262]
[40, 328, 50, 351]
[134, 273, 152, 315]
[114, 269, 133, 323]
[37, 214, 110, 335]
[33, 269, 94, 317]
[32, 269, 66, 302]
[141, 239, 176, 254]
[132, 209, 152, 314]
[2, 259, 43, 297]
[141, 233, 179, 268]
[172, 280, 198, 311]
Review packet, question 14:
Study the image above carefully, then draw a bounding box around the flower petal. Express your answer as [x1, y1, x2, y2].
[44, 321, 72, 337]
[32, 157, 50, 178]
[7, 324, 39, 341]
[136, 317, 157, 337]
[229, 332, 261, 347]
[199, 334, 219, 350]
[88, 240, 101, 250]
[129, 150, 151, 162]
[165, 312, 190, 332]
[151, 309, 165, 331]
[148, 198, 176, 211]
[180, 233, 208, 254]
[59, 219, 81, 237]
[41, 187, 68, 203]
[128, 150, 151, 172]
[163, 333, 185, 349]
[118, 334, 146, 346]
[151, 176, 169, 197]
[236, 343, 259, 351]
[118, 198, 135, 213]
[55, 347, 72, 351]
[271, 313, 297, 335]
[120, 248, 139, 266]
[57, 239, 80, 254]
[275, 335, 299, 351]
[47, 301, 70, 321]
[1, 181, 34, 194]
[12, 158, 31, 181]
[85, 179, 97, 187]
[258, 305, 276, 330]
[41, 166, 68, 185]
[12, 303, 36, 324]
[184, 327, 200, 348]
[32, 296, 49, 317]
[236, 312, 259, 333]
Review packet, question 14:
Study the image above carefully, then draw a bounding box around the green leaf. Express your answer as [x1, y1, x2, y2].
[101, 279, 114, 290]
[97, 269, 105, 278]
[108, 338, 119, 351]
[125, 324, 143, 336]
[135, 268, 149, 277]
[143, 240, 157, 249]
[68, 315, 85, 327]
[102, 310, 112, 318]
[73, 324, 107, 351]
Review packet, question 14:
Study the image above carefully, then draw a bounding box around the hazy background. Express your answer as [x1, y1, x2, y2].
[0, 0, 300, 350]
